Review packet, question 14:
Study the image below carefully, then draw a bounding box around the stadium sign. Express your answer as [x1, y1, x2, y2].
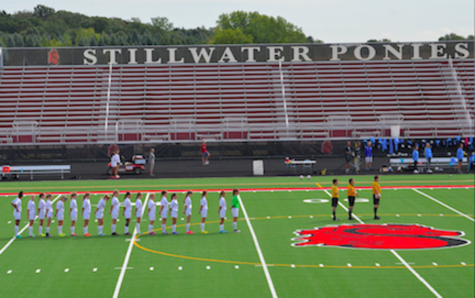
[1, 41, 473, 66]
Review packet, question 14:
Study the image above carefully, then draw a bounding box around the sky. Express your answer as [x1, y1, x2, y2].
[2, 0, 474, 43]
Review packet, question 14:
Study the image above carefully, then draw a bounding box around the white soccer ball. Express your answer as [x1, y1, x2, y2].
[299, 175, 304, 180]
[307, 175, 311, 180]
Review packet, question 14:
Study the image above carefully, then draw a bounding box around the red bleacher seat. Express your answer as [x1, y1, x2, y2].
[0, 60, 473, 144]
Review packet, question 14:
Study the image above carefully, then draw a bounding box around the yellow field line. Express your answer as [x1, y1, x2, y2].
[133, 216, 474, 269]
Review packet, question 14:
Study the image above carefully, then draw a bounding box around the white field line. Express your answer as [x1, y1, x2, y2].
[112, 193, 150, 298]
[320, 188, 443, 298]
[0, 194, 62, 256]
[391, 250, 442, 298]
[238, 195, 278, 298]
[412, 188, 474, 222]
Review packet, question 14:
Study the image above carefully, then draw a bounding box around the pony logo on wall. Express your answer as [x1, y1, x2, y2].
[48, 49, 59, 65]
[321, 140, 333, 154]
[292, 224, 470, 250]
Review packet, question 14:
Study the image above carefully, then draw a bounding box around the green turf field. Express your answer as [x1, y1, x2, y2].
[0, 174, 473, 298]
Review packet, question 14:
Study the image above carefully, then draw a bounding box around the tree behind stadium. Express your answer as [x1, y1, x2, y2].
[211, 11, 309, 44]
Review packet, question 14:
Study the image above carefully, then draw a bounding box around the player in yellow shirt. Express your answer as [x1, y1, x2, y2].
[347, 178, 358, 220]
[331, 179, 339, 221]
[372, 175, 381, 220]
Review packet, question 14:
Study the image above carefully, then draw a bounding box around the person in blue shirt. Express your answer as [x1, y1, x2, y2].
[456, 143, 464, 174]
[364, 141, 373, 170]
[424, 143, 433, 173]
[412, 145, 419, 174]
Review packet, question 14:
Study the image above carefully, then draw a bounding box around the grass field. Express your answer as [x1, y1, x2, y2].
[0, 174, 473, 298]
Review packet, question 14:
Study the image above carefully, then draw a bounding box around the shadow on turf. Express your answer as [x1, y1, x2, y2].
[2, 231, 233, 241]
[308, 217, 381, 225]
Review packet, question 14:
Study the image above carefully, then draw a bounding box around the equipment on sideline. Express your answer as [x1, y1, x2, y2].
[107, 155, 145, 175]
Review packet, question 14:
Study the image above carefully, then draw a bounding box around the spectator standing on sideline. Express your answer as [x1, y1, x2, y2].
[149, 148, 156, 176]
[110, 149, 120, 179]
[412, 145, 419, 174]
[364, 141, 373, 170]
[201, 140, 210, 165]
[424, 143, 433, 173]
[354, 141, 361, 173]
[344, 141, 353, 173]
[456, 143, 464, 174]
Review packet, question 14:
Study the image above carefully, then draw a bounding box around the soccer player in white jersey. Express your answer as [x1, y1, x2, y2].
[55, 196, 67, 237]
[199, 190, 209, 234]
[95, 195, 109, 236]
[170, 193, 179, 234]
[231, 189, 241, 233]
[159, 190, 169, 235]
[123, 191, 132, 235]
[45, 194, 54, 237]
[11, 191, 23, 239]
[27, 195, 36, 237]
[37, 193, 46, 237]
[183, 191, 193, 234]
[110, 190, 120, 236]
[134, 193, 143, 234]
[69, 192, 78, 236]
[218, 191, 227, 233]
[147, 193, 157, 235]
[82, 192, 92, 237]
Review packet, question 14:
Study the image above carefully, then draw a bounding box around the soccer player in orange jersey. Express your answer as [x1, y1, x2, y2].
[372, 176, 381, 220]
[347, 179, 359, 220]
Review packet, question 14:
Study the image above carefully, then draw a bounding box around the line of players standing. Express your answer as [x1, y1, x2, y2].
[11, 189, 242, 238]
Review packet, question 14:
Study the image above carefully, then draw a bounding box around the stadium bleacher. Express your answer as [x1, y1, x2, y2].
[0, 59, 473, 145]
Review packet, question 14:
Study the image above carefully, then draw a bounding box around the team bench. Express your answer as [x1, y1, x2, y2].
[389, 157, 468, 173]
[1, 165, 71, 180]
[285, 159, 317, 174]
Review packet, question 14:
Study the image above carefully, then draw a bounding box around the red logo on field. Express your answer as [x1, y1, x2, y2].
[292, 224, 470, 250]
[48, 49, 59, 65]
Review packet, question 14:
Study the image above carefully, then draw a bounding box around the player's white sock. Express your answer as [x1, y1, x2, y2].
[201, 223, 205, 232]
[29, 226, 32, 236]
[14, 225, 19, 236]
[58, 225, 62, 235]
[39, 226, 43, 235]
[83, 227, 87, 234]
[136, 223, 140, 233]
[220, 224, 224, 231]
[98, 226, 103, 234]
[112, 224, 116, 233]
[172, 225, 176, 233]
[124, 225, 129, 234]
[46, 226, 49, 233]
[71, 227, 75, 234]
[186, 223, 190, 232]
[233, 222, 237, 230]
[148, 224, 153, 233]
[162, 224, 166, 233]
